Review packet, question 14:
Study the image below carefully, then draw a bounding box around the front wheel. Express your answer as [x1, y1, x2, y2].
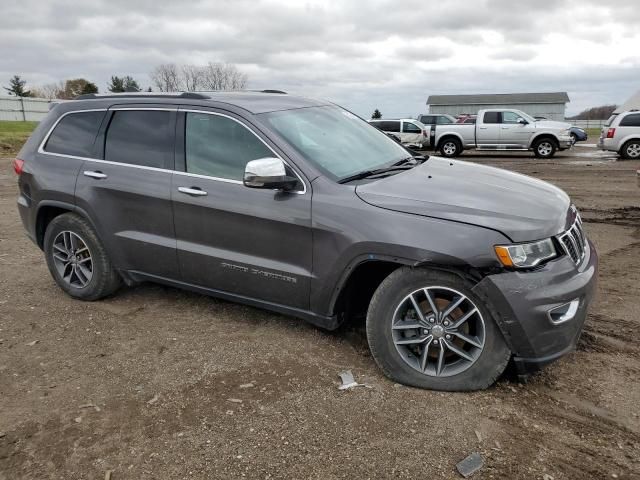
[620, 140, 640, 160]
[533, 138, 557, 158]
[366, 267, 511, 391]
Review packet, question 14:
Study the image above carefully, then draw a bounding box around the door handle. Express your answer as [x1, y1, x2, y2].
[83, 170, 107, 179]
[479, 127, 488, 130]
[178, 186, 208, 196]
[501, 127, 510, 129]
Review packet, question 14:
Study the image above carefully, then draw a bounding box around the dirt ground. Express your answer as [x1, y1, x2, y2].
[1, 145, 639, 479]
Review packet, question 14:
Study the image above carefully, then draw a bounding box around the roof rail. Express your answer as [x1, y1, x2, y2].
[256, 89, 287, 94]
[74, 92, 210, 100]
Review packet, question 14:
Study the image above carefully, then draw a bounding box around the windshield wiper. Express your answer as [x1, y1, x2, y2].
[337, 164, 416, 184]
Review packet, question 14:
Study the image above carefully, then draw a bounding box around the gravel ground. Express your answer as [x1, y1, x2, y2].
[0, 146, 639, 479]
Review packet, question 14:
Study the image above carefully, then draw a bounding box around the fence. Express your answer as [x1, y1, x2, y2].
[0, 95, 51, 121]
[570, 119, 607, 129]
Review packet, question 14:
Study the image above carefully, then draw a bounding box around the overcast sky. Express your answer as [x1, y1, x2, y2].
[2, 0, 639, 117]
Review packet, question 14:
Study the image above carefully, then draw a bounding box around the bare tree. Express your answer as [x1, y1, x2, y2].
[150, 63, 182, 92]
[31, 81, 65, 100]
[149, 62, 248, 92]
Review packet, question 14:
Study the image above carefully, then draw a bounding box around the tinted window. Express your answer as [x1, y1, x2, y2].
[44, 111, 105, 157]
[419, 115, 435, 125]
[380, 121, 401, 132]
[403, 122, 421, 133]
[605, 114, 618, 127]
[105, 111, 173, 168]
[501, 111, 521, 124]
[436, 116, 453, 124]
[483, 112, 500, 124]
[185, 112, 273, 180]
[620, 113, 640, 127]
[464, 118, 476, 124]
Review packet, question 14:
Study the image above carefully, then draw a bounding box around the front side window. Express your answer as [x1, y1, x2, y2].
[185, 112, 273, 180]
[260, 106, 409, 181]
[380, 121, 401, 132]
[403, 122, 421, 133]
[620, 113, 640, 127]
[501, 111, 521, 124]
[44, 111, 105, 157]
[104, 111, 173, 168]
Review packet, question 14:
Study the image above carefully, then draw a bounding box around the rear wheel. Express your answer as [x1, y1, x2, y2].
[533, 138, 557, 158]
[366, 267, 511, 391]
[620, 140, 640, 159]
[43, 213, 121, 301]
[439, 138, 462, 157]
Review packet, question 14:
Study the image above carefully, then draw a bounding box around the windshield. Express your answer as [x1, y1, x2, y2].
[259, 106, 410, 181]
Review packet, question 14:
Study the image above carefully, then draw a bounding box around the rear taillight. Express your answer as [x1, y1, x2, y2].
[606, 128, 616, 139]
[13, 158, 25, 175]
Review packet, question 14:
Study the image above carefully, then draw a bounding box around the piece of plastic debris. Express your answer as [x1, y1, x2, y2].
[104, 470, 112, 480]
[26, 340, 39, 346]
[74, 417, 82, 423]
[239, 383, 254, 389]
[474, 430, 482, 442]
[542, 474, 554, 480]
[456, 452, 484, 478]
[146, 394, 159, 405]
[227, 398, 243, 403]
[338, 370, 367, 390]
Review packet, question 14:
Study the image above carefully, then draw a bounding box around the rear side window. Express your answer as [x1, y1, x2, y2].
[437, 116, 453, 124]
[620, 113, 640, 127]
[44, 111, 105, 158]
[419, 116, 435, 125]
[380, 121, 401, 132]
[605, 114, 618, 127]
[104, 111, 173, 168]
[403, 122, 421, 133]
[185, 112, 273, 181]
[483, 112, 500, 124]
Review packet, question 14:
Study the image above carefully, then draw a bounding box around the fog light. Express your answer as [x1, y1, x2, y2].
[547, 299, 580, 325]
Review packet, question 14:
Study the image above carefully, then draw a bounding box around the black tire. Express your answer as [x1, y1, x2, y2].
[570, 133, 577, 144]
[43, 213, 121, 301]
[620, 140, 640, 160]
[438, 137, 462, 157]
[366, 267, 511, 391]
[532, 137, 557, 158]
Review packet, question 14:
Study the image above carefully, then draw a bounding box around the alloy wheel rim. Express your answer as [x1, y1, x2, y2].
[538, 142, 553, 156]
[443, 142, 456, 155]
[391, 286, 485, 377]
[628, 143, 640, 158]
[52, 231, 93, 288]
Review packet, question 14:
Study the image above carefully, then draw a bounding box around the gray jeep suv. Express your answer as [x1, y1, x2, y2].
[15, 92, 598, 391]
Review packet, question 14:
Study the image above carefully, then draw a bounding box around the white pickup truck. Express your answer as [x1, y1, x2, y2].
[429, 109, 573, 158]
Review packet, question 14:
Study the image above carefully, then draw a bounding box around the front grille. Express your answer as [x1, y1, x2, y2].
[558, 214, 587, 265]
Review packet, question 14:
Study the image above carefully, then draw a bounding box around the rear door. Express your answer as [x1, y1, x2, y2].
[171, 108, 312, 309]
[74, 106, 178, 278]
[477, 111, 501, 145]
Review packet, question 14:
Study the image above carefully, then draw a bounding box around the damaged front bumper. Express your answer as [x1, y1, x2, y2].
[473, 239, 598, 376]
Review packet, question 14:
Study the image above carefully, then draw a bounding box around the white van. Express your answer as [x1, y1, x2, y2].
[369, 119, 429, 149]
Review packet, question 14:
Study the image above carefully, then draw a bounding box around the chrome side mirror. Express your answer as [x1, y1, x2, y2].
[517, 117, 528, 125]
[243, 157, 299, 191]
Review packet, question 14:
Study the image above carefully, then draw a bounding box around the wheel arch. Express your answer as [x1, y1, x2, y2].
[436, 133, 464, 150]
[619, 137, 640, 155]
[35, 201, 98, 250]
[529, 133, 559, 149]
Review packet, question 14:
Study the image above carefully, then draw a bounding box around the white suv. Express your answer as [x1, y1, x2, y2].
[598, 110, 640, 159]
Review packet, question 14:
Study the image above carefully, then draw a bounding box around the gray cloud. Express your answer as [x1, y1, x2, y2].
[1, 0, 638, 117]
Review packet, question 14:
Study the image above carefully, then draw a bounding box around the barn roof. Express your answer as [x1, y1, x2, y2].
[427, 92, 570, 106]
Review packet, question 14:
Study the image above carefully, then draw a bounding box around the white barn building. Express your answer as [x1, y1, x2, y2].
[427, 92, 570, 121]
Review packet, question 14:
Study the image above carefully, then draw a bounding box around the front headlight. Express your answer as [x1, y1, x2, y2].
[494, 238, 557, 268]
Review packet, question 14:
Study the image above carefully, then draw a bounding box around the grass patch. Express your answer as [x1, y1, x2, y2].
[0, 121, 38, 155]
[584, 128, 601, 139]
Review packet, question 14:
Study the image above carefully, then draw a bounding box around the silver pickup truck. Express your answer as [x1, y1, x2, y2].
[430, 109, 573, 158]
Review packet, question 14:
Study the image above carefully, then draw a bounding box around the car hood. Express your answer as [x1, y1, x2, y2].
[355, 157, 572, 242]
[534, 119, 571, 130]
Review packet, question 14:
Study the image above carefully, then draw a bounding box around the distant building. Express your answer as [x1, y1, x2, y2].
[614, 90, 640, 113]
[426, 92, 570, 121]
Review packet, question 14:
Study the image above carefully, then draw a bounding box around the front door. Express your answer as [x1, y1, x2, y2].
[74, 107, 178, 278]
[171, 109, 312, 309]
[498, 111, 532, 147]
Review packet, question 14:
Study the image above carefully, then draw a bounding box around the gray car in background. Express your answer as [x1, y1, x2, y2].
[15, 92, 598, 391]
